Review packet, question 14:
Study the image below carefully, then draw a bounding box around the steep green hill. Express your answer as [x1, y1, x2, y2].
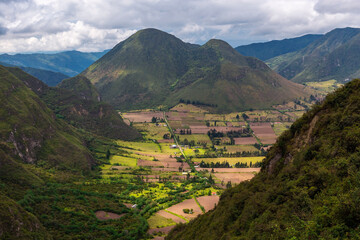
[267, 27, 360, 83]
[235, 34, 322, 61]
[0, 50, 108, 77]
[167, 79, 360, 239]
[7, 67, 140, 140]
[83, 28, 309, 113]
[0, 65, 96, 238]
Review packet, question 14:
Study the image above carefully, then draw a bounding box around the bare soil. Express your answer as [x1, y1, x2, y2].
[95, 211, 125, 221]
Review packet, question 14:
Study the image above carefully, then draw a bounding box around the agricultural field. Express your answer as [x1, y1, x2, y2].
[111, 100, 321, 238]
[305, 79, 343, 93]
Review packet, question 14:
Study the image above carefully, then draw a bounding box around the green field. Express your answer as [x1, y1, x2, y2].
[179, 134, 211, 144]
[305, 80, 343, 93]
[272, 122, 292, 136]
[148, 214, 176, 228]
[110, 155, 137, 167]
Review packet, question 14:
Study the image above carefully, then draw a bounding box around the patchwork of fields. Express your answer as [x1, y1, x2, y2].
[111, 101, 314, 239]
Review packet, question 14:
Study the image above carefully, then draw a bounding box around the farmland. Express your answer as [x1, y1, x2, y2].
[115, 97, 322, 239]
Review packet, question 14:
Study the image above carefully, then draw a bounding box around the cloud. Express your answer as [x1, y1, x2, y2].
[1, 0, 360, 53]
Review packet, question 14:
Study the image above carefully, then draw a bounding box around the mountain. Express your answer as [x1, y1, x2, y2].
[19, 67, 69, 86]
[267, 27, 360, 83]
[0, 61, 69, 86]
[82, 28, 309, 113]
[167, 79, 360, 239]
[0, 65, 98, 238]
[235, 34, 322, 61]
[7, 67, 140, 140]
[0, 50, 108, 77]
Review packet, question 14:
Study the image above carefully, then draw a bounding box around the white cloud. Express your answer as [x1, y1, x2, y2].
[1, 0, 360, 53]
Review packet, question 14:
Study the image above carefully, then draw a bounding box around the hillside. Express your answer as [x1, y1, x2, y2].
[235, 34, 322, 61]
[0, 50, 108, 77]
[83, 28, 309, 113]
[167, 79, 360, 239]
[7, 67, 140, 140]
[0, 65, 96, 238]
[267, 27, 360, 83]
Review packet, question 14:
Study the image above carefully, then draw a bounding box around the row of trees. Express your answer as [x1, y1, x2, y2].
[179, 98, 218, 108]
[199, 160, 262, 168]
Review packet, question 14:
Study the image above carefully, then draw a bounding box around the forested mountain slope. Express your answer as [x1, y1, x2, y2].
[168, 79, 360, 239]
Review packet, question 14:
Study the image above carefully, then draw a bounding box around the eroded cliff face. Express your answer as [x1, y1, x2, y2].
[0, 65, 94, 172]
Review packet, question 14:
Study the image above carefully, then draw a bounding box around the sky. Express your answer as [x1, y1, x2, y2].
[1, 0, 360, 54]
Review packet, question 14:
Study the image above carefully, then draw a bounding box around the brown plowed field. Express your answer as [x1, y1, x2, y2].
[95, 211, 125, 220]
[123, 111, 163, 122]
[137, 159, 164, 167]
[214, 172, 256, 184]
[196, 195, 220, 211]
[234, 137, 257, 145]
[166, 198, 202, 220]
[156, 210, 186, 223]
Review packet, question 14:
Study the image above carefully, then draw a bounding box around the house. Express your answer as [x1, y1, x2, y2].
[170, 145, 177, 149]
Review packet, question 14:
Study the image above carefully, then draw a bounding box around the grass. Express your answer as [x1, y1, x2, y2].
[179, 134, 211, 144]
[272, 122, 292, 136]
[148, 214, 177, 228]
[305, 80, 343, 93]
[133, 123, 169, 140]
[116, 140, 160, 153]
[164, 210, 189, 223]
[110, 155, 137, 167]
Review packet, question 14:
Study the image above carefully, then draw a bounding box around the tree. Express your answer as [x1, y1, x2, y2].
[106, 149, 111, 160]
[226, 181, 232, 188]
[236, 114, 240, 120]
[208, 175, 215, 184]
[151, 117, 157, 123]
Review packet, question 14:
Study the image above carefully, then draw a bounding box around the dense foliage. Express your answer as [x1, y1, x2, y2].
[167, 79, 360, 239]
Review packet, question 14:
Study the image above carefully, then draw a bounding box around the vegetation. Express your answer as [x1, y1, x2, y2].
[7, 67, 140, 140]
[83, 28, 310, 113]
[267, 27, 360, 83]
[167, 79, 360, 239]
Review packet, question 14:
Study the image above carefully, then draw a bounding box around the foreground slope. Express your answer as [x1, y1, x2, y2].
[83, 28, 309, 113]
[7, 67, 140, 140]
[168, 79, 360, 239]
[267, 27, 360, 83]
[0, 66, 97, 238]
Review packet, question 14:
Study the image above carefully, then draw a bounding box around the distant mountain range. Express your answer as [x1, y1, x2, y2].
[0, 61, 69, 86]
[0, 50, 108, 77]
[266, 27, 360, 83]
[82, 28, 309, 113]
[235, 34, 322, 61]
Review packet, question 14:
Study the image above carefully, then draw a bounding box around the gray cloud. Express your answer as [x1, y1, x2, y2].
[0, 0, 360, 53]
